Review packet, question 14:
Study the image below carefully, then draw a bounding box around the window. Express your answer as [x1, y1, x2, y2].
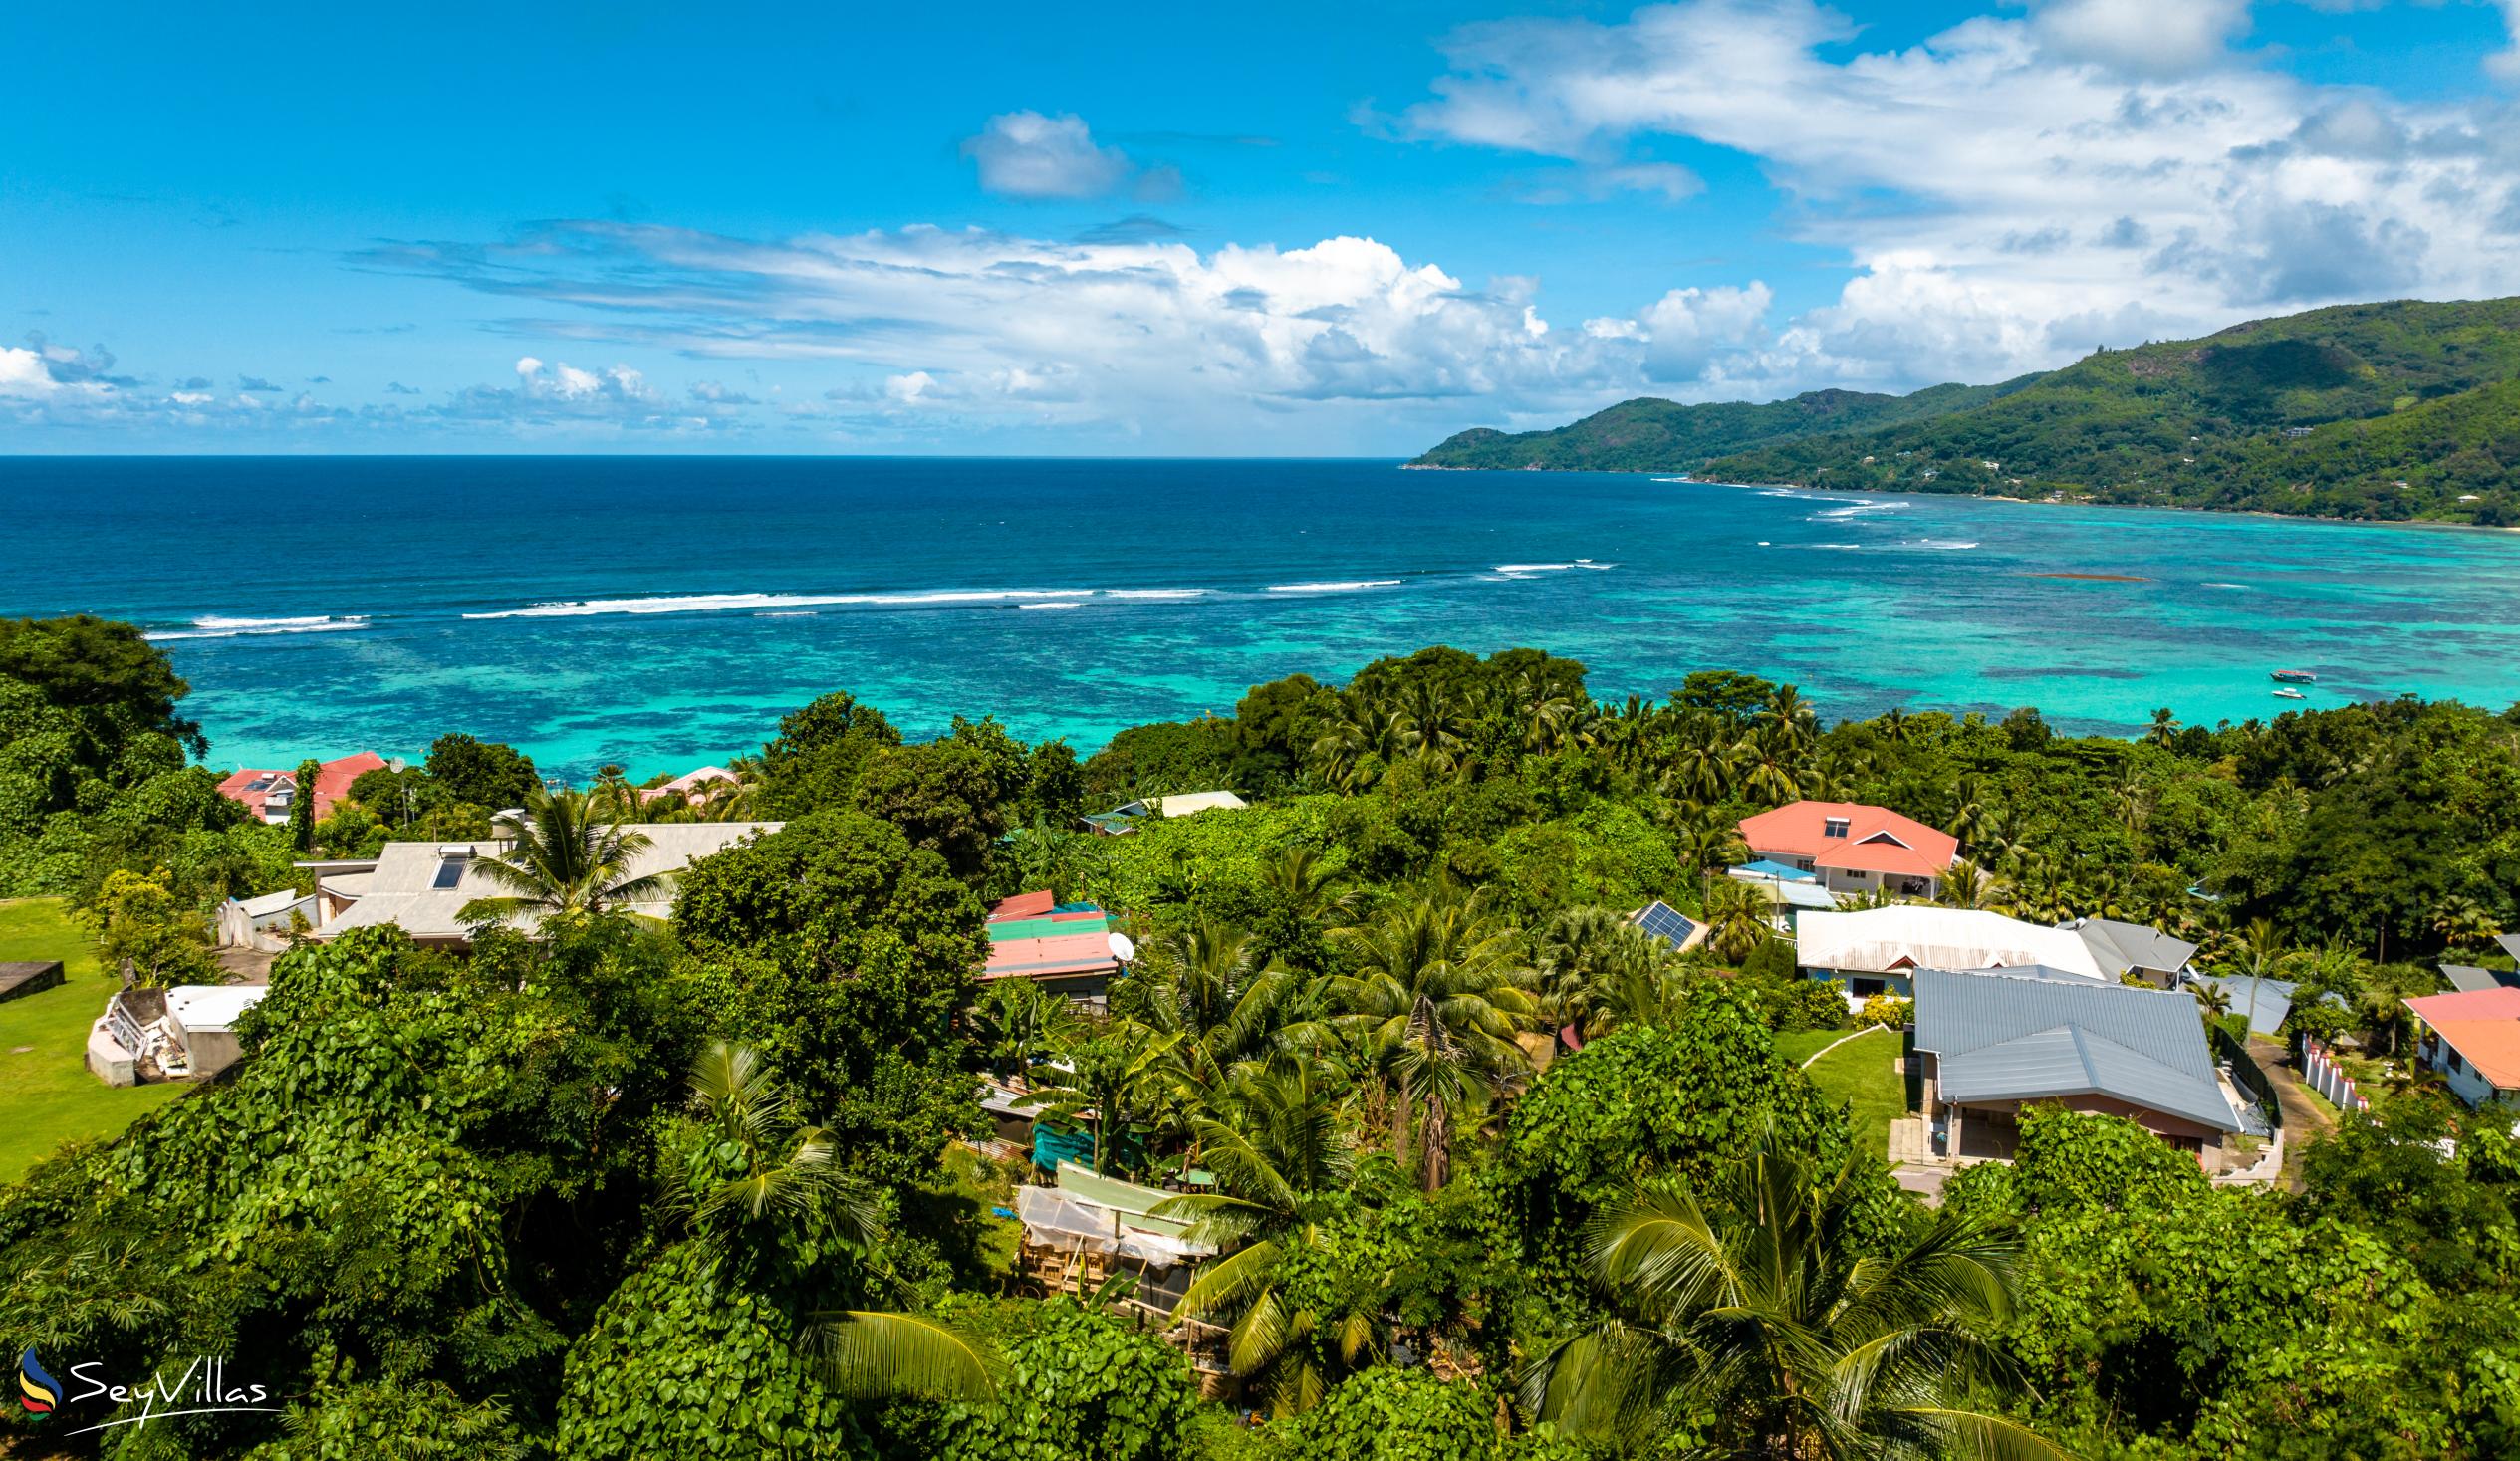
[1851, 977, 1888, 998]
[2449, 1050, 2466, 1075]
[430, 858, 466, 890]
[1823, 817, 1850, 839]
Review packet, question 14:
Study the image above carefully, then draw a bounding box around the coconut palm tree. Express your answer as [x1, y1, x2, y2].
[1524, 1133, 2065, 1459]
[1698, 876, 1774, 965]
[1030, 1018, 1186, 1175]
[1756, 683, 1820, 751]
[1936, 856, 1991, 911]
[2190, 979, 2234, 1023]
[1673, 823, 1748, 913]
[2429, 894, 2500, 952]
[1325, 893, 1537, 1190]
[2145, 708, 2180, 747]
[459, 785, 672, 929]
[1159, 1058, 1367, 1414]
[674, 1042, 996, 1400]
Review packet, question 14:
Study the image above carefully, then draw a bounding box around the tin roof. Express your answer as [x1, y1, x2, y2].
[1913, 967, 2240, 1132]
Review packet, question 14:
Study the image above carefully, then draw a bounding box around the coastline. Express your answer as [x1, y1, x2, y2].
[1403, 464, 2520, 536]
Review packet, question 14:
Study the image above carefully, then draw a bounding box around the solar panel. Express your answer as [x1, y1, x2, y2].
[1634, 900, 1696, 950]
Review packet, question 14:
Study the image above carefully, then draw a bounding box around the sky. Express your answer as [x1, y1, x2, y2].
[4, 0, 2518, 455]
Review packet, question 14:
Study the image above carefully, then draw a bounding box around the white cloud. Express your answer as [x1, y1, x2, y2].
[1394, 0, 2520, 392]
[1638, 282, 1771, 381]
[2493, 1, 2520, 84]
[962, 112, 1140, 199]
[0, 347, 61, 397]
[371, 220, 1661, 448]
[2026, 0, 2249, 77]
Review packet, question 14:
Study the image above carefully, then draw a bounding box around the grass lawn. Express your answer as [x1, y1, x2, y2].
[0, 897, 187, 1184]
[1799, 1025, 1908, 1154]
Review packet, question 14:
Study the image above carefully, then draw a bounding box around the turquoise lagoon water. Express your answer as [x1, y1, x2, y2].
[3, 456, 2517, 780]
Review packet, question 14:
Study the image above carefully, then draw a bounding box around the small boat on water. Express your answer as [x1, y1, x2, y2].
[2271, 668, 2317, 684]
[2272, 687, 2307, 700]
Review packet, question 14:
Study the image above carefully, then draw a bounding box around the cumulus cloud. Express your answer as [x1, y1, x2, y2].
[362, 220, 1671, 448]
[1392, 0, 2520, 391]
[1637, 283, 1771, 381]
[961, 112, 1161, 199]
[237, 374, 281, 392]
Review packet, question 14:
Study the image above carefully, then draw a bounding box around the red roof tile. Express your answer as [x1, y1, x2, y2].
[216, 751, 387, 822]
[1736, 801, 1957, 881]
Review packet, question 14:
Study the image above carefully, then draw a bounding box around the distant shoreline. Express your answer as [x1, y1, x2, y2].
[1403, 464, 2520, 536]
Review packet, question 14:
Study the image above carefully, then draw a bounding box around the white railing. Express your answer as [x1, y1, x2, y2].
[2302, 1039, 2369, 1113]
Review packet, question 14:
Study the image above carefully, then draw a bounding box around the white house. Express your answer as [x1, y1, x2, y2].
[1794, 906, 2108, 1005]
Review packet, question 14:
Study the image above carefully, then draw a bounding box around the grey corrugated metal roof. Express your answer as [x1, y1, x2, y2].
[2065, 917, 2198, 979]
[2446, 964, 2520, 994]
[2186, 974, 2295, 1037]
[1913, 968, 2239, 1133]
[2497, 934, 2520, 964]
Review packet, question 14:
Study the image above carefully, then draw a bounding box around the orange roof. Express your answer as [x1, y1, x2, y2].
[2406, 987, 2520, 1088]
[216, 751, 387, 822]
[1736, 801, 1957, 880]
[990, 889, 1056, 921]
[982, 931, 1117, 981]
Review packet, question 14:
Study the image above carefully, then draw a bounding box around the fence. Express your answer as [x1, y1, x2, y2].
[2301, 1039, 2370, 1114]
[2208, 1024, 2280, 1136]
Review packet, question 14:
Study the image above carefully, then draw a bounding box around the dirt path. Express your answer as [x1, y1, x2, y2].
[2249, 1034, 2336, 1193]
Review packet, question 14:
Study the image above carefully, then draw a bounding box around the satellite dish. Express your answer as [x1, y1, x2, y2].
[387, 757, 406, 774]
[1108, 932, 1137, 963]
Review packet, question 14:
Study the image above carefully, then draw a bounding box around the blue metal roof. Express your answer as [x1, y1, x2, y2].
[1913, 968, 2240, 1133]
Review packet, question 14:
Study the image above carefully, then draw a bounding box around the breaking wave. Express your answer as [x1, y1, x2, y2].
[1266, 580, 1403, 594]
[146, 614, 372, 641]
[464, 589, 1095, 619]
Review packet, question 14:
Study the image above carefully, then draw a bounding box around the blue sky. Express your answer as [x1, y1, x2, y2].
[5, 0, 2517, 453]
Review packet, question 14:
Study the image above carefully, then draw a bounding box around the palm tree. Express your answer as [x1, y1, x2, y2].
[2191, 979, 2234, 1022]
[459, 785, 671, 929]
[1326, 893, 1537, 1189]
[1756, 683, 1820, 751]
[1535, 907, 1670, 1050]
[2429, 894, 2499, 952]
[1030, 1018, 1186, 1175]
[1255, 846, 1357, 925]
[2228, 918, 2293, 1043]
[2145, 708, 2180, 748]
[1159, 1059, 1366, 1414]
[674, 1042, 995, 1400]
[1697, 876, 1774, 965]
[1936, 856, 1990, 911]
[1673, 823, 1749, 914]
[1524, 1134, 2065, 1459]
[1876, 705, 1913, 745]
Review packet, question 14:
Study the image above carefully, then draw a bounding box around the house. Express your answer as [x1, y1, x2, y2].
[983, 890, 1125, 1003]
[307, 822, 779, 947]
[1082, 791, 1250, 836]
[1794, 906, 2106, 1005]
[1727, 860, 1839, 927]
[2403, 987, 2520, 1108]
[641, 765, 741, 808]
[2061, 916, 2198, 987]
[1736, 801, 1958, 900]
[215, 887, 319, 950]
[88, 983, 269, 1086]
[1911, 967, 2254, 1168]
[216, 751, 388, 825]
[1014, 1161, 1211, 1319]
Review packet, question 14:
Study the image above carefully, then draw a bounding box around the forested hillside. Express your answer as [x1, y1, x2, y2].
[1414, 297, 2520, 524]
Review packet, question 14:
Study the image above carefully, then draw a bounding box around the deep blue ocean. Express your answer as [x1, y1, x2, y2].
[5, 456, 2518, 780]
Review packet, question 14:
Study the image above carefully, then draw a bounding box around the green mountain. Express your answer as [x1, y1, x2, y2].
[1410, 297, 2520, 524]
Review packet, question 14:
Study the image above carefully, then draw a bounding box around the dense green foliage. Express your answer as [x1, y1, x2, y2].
[1416, 297, 2520, 523]
[7, 617, 2520, 1457]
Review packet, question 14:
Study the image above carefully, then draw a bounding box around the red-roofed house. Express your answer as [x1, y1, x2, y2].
[2405, 987, 2520, 1108]
[982, 890, 1124, 1005]
[216, 752, 388, 826]
[1736, 800, 1958, 900]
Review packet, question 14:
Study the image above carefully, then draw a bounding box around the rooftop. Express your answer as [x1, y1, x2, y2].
[2065, 916, 2198, 978]
[1736, 801, 1957, 880]
[984, 890, 1119, 981]
[1913, 967, 2241, 1133]
[2405, 986, 2520, 1089]
[1796, 906, 2106, 981]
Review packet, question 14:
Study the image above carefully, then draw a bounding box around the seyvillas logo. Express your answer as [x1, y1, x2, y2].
[18, 1348, 57, 1413]
[10, 1349, 275, 1435]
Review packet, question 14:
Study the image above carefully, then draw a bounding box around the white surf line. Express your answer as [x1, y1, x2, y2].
[1799, 1022, 1892, 1070]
